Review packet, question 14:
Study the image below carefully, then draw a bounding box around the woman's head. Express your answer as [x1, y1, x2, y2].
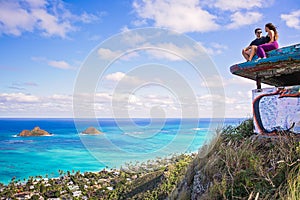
[265, 23, 278, 40]
[265, 23, 276, 31]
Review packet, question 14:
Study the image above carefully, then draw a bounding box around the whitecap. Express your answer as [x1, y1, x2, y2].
[6, 140, 34, 144]
[12, 134, 54, 137]
[44, 134, 54, 137]
[123, 131, 144, 135]
[79, 133, 103, 136]
[192, 128, 207, 131]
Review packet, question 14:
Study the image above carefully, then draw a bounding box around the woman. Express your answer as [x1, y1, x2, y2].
[256, 23, 279, 58]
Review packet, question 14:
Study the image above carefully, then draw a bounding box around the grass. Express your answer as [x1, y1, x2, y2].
[105, 153, 194, 199]
[173, 118, 300, 200]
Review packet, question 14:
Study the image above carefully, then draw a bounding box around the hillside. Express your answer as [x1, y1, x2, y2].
[172, 119, 300, 200]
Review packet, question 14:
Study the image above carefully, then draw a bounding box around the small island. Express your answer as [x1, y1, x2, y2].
[18, 126, 51, 137]
[82, 127, 102, 135]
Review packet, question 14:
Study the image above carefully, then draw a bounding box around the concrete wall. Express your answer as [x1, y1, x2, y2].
[252, 85, 300, 134]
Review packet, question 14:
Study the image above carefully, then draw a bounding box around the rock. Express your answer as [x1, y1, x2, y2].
[82, 127, 102, 135]
[19, 130, 31, 136]
[18, 126, 51, 137]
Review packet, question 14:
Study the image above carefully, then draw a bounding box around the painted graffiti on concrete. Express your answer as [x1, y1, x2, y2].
[252, 85, 300, 134]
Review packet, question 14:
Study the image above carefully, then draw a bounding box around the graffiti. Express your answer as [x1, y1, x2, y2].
[253, 85, 300, 134]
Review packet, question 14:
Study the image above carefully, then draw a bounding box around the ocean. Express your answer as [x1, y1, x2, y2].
[0, 118, 244, 184]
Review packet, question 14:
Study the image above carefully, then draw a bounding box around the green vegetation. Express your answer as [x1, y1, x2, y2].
[173, 118, 300, 200]
[106, 154, 193, 199]
[0, 154, 194, 199]
[1, 118, 299, 199]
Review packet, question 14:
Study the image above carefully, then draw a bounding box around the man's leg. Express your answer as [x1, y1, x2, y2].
[248, 46, 257, 61]
[242, 49, 250, 60]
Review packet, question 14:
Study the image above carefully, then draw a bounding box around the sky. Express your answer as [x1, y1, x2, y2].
[0, 0, 300, 118]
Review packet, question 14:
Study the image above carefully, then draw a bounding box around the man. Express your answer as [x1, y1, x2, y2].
[242, 28, 268, 61]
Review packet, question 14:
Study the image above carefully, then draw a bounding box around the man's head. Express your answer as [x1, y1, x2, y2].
[254, 28, 263, 38]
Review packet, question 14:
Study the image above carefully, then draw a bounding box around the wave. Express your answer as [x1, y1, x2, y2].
[44, 134, 54, 137]
[5, 140, 34, 144]
[123, 131, 145, 135]
[79, 133, 103, 136]
[12, 134, 54, 137]
[192, 128, 208, 131]
[123, 130, 170, 135]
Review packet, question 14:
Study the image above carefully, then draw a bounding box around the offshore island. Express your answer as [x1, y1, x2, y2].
[18, 127, 51, 137]
[82, 127, 103, 135]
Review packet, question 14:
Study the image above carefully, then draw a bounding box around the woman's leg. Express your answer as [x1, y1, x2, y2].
[257, 42, 279, 58]
[257, 44, 267, 58]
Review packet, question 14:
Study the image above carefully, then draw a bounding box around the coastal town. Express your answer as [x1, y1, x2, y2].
[0, 154, 193, 199]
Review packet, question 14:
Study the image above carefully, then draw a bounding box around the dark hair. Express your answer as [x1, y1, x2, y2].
[265, 23, 279, 40]
[254, 28, 261, 33]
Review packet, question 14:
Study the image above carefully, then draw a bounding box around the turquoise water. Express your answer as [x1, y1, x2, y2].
[0, 118, 244, 184]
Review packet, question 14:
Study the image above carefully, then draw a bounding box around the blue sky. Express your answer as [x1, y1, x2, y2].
[0, 0, 300, 118]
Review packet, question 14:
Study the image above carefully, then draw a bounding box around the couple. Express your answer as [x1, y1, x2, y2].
[242, 23, 279, 62]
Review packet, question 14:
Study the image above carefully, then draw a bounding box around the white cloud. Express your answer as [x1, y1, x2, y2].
[47, 60, 76, 70]
[211, 0, 266, 11]
[98, 31, 211, 61]
[97, 42, 194, 63]
[25, 0, 47, 8]
[223, 76, 256, 86]
[97, 47, 140, 61]
[32, 57, 76, 70]
[95, 93, 112, 102]
[104, 72, 144, 86]
[226, 11, 262, 29]
[78, 12, 102, 23]
[281, 10, 300, 30]
[139, 42, 206, 61]
[0, 92, 74, 117]
[98, 48, 122, 60]
[0, 90, 249, 118]
[105, 72, 126, 81]
[0, 93, 39, 103]
[121, 26, 130, 32]
[142, 94, 176, 106]
[200, 75, 225, 88]
[0, 1, 35, 36]
[132, 19, 147, 26]
[121, 31, 147, 47]
[197, 94, 230, 104]
[204, 42, 228, 55]
[132, 0, 219, 33]
[31, 6, 74, 37]
[223, 76, 270, 88]
[0, 0, 100, 38]
[49, 94, 72, 101]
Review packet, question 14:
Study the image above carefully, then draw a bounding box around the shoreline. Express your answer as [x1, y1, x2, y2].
[0, 153, 195, 199]
[0, 151, 198, 186]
